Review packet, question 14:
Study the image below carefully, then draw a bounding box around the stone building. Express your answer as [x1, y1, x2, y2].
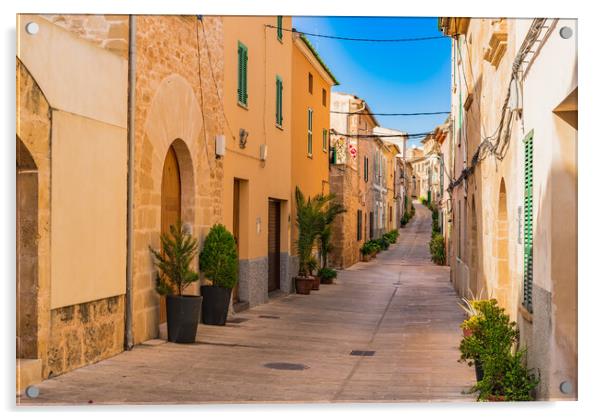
[373, 126, 408, 229]
[329, 92, 378, 268]
[16, 14, 225, 390]
[439, 17, 577, 400]
[291, 32, 339, 271]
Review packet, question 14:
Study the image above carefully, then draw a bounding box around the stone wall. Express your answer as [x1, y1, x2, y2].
[41, 15, 129, 59]
[46, 295, 125, 377]
[131, 16, 225, 343]
[16, 58, 52, 375]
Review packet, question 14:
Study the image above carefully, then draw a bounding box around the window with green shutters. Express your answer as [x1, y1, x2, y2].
[277, 16, 283, 41]
[307, 108, 313, 156]
[322, 129, 328, 152]
[237, 42, 248, 106]
[523, 130, 534, 312]
[363, 156, 369, 182]
[275, 76, 283, 126]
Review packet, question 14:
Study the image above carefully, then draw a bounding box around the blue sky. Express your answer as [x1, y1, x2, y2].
[292, 17, 451, 147]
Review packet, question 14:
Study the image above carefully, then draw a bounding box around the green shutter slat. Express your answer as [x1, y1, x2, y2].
[523, 132, 534, 312]
[277, 16, 283, 40]
[237, 45, 243, 103]
[243, 48, 248, 103]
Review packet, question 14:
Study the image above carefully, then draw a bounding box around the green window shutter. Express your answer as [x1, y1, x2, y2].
[237, 42, 248, 105]
[523, 131, 534, 312]
[322, 129, 328, 151]
[275, 76, 282, 125]
[277, 16, 283, 40]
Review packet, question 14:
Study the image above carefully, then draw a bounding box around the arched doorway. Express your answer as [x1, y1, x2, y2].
[160, 144, 182, 323]
[496, 179, 510, 309]
[17, 137, 38, 359]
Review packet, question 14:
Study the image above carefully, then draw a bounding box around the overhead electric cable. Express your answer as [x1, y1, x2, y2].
[266, 25, 447, 43]
[330, 110, 449, 116]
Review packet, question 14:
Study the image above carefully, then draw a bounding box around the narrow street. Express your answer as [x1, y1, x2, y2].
[21, 202, 473, 405]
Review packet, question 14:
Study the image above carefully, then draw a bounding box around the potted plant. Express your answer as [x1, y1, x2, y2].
[294, 187, 320, 295]
[308, 256, 320, 290]
[458, 299, 539, 401]
[199, 224, 238, 326]
[317, 267, 337, 284]
[150, 222, 201, 343]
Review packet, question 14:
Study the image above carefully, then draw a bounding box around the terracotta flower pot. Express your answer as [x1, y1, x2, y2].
[311, 276, 320, 290]
[320, 276, 334, 285]
[294, 276, 313, 295]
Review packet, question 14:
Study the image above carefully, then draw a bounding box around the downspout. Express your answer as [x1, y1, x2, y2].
[125, 15, 136, 351]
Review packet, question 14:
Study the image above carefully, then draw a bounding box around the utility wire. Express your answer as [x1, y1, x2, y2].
[266, 25, 447, 43]
[331, 129, 433, 138]
[330, 110, 450, 116]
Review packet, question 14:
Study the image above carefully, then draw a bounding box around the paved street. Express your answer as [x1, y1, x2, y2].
[20, 202, 474, 405]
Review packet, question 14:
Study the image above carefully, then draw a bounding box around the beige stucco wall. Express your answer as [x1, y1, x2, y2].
[444, 18, 577, 400]
[50, 111, 127, 308]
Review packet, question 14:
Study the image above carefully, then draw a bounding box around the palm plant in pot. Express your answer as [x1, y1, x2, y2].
[199, 224, 238, 326]
[316, 196, 345, 284]
[150, 221, 201, 343]
[294, 187, 321, 295]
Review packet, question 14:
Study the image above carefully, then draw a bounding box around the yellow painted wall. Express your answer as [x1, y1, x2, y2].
[291, 36, 334, 254]
[50, 111, 127, 308]
[221, 16, 293, 260]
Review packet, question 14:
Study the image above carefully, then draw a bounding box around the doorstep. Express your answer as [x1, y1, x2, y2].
[268, 289, 287, 300]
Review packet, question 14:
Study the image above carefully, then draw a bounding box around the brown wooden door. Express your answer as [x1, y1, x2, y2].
[267, 199, 280, 293]
[160, 145, 181, 322]
[232, 179, 240, 303]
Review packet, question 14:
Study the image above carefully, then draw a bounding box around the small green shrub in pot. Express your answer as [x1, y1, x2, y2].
[458, 299, 539, 401]
[149, 221, 201, 343]
[318, 267, 337, 284]
[199, 224, 238, 325]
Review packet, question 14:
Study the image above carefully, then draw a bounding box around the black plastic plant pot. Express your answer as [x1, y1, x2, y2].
[166, 294, 202, 343]
[201, 285, 232, 326]
[475, 359, 485, 382]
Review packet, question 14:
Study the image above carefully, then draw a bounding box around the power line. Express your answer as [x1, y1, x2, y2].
[330, 110, 449, 116]
[266, 25, 447, 43]
[331, 129, 432, 139]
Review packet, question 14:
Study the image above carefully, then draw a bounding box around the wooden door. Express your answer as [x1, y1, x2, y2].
[267, 200, 281, 293]
[160, 145, 181, 323]
[232, 179, 240, 303]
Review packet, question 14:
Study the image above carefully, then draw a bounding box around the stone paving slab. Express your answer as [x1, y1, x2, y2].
[18, 203, 475, 405]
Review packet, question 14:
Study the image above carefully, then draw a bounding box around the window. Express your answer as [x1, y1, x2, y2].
[357, 210, 363, 241]
[369, 212, 374, 239]
[389, 206, 393, 222]
[307, 108, 313, 155]
[237, 42, 248, 106]
[308, 72, 313, 94]
[363, 156, 369, 182]
[322, 88, 327, 106]
[523, 130, 534, 313]
[276, 16, 283, 41]
[322, 129, 328, 152]
[275, 76, 283, 126]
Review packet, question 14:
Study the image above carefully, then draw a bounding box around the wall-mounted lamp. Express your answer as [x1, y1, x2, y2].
[215, 134, 225, 159]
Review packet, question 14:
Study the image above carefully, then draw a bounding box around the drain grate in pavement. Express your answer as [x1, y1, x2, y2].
[258, 315, 280, 319]
[264, 362, 308, 371]
[350, 350, 376, 356]
[228, 317, 249, 324]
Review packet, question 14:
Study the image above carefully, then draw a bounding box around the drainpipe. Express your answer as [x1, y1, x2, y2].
[125, 15, 136, 351]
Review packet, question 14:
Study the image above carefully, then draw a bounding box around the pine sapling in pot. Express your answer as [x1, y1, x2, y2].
[149, 221, 201, 343]
[199, 224, 238, 325]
